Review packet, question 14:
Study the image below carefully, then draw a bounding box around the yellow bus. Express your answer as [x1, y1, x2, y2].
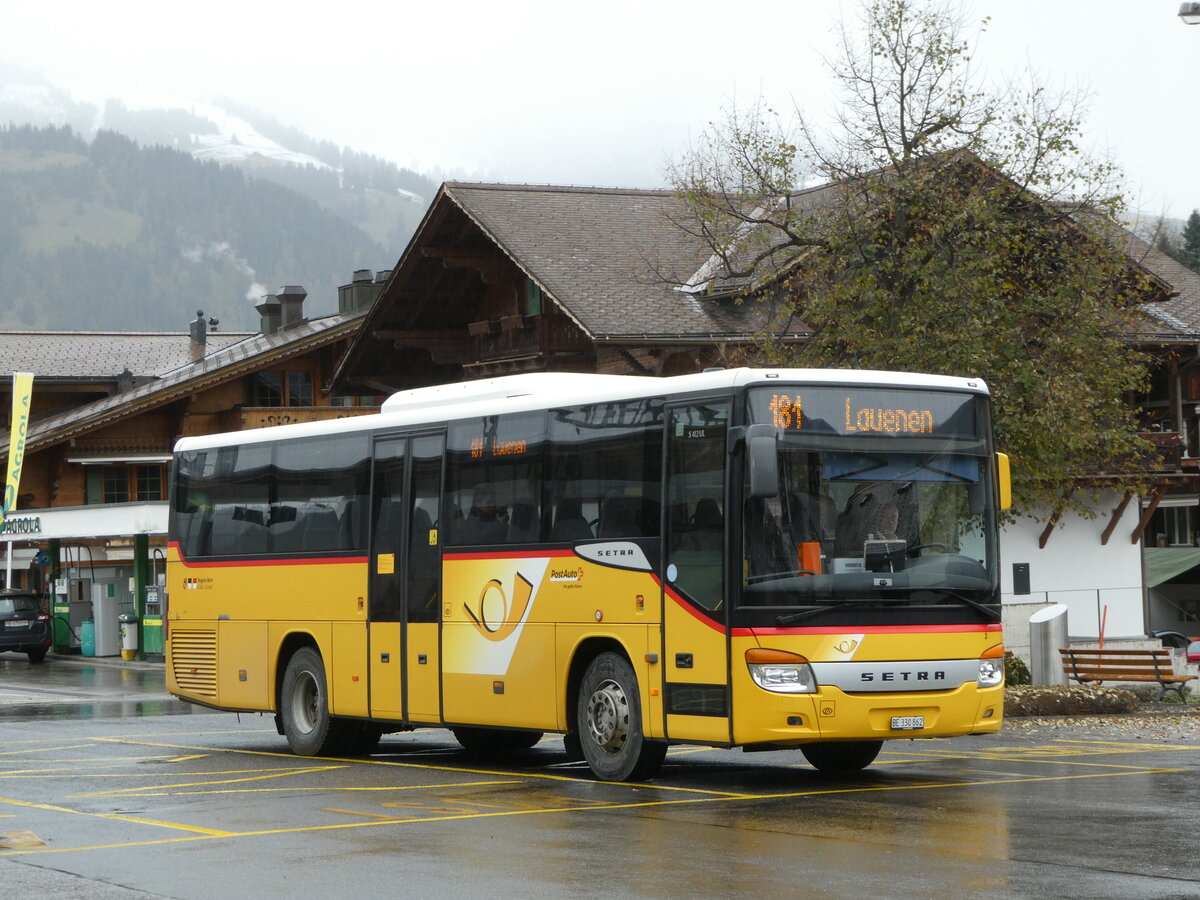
[167, 368, 1010, 781]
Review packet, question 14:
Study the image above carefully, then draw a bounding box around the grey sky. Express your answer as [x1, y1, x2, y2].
[2, 1, 1196, 216]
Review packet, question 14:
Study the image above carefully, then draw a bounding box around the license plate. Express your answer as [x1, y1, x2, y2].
[891, 715, 925, 731]
[5, 620, 29, 628]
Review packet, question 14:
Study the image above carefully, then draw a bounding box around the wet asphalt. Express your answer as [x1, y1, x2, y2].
[1, 651, 1198, 899]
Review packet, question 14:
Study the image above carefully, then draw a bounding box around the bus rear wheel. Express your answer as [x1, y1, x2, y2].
[801, 740, 883, 773]
[577, 651, 665, 782]
[280, 647, 342, 756]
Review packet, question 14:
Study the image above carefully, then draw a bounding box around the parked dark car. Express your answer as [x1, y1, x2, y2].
[1152, 630, 1191, 650]
[0, 590, 51, 662]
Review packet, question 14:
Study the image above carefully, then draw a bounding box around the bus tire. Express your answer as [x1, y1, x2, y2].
[280, 646, 341, 756]
[452, 727, 543, 754]
[801, 740, 883, 773]
[577, 651, 665, 782]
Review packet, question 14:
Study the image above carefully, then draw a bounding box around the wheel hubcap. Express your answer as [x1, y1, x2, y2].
[292, 671, 318, 733]
[586, 678, 629, 756]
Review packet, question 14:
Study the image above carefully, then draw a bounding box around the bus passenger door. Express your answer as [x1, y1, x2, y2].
[403, 433, 443, 722]
[367, 433, 444, 725]
[661, 402, 732, 744]
[368, 437, 406, 721]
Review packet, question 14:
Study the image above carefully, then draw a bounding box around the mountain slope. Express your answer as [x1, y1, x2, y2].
[0, 124, 391, 331]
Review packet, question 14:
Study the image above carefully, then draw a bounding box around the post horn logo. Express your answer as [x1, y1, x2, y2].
[833, 638, 859, 655]
[463, 573, 533, 641]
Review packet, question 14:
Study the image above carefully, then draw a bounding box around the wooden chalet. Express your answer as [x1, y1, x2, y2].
[0, 277, 385, 655]
[330, 183, 809, 394]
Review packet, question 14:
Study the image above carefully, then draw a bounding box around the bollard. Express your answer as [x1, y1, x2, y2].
[1028, 604, 1069, 686]
[118, 613, 139, 661]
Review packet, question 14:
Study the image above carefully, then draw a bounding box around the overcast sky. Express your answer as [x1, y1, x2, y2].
[1, 1, 1196, 217]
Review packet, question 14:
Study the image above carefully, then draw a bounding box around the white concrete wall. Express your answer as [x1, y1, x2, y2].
[1000, 491, 1147, 660]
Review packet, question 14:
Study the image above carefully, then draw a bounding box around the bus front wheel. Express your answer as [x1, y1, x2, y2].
[577, 651, 666, 782]
[280, 646, 340, 756]
[801, 740, 883, 773]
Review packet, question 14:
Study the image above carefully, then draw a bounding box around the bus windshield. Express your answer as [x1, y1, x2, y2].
[739, 386, 999, 624]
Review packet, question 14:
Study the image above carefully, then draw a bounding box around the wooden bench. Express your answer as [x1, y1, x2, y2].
[1058, 647, 1192, 701]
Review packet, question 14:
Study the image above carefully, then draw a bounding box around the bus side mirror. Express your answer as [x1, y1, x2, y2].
[995, 452, 1012, 511]
[744, 425, 779, 499]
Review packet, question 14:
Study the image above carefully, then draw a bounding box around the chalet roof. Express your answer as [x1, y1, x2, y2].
[331, 182, 811, 391]
[1117, 229, 1200, 340]
[4, 310, 366, 456]
[0, 331, 254, 381]
[439, 182, 790, 339]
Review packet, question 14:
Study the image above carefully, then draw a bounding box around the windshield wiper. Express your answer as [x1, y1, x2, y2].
[745, 568, 819, 584]
[774, 589, 1000, 626]
[940, 589, 1001, 621]
[776, 602, 853, 626]
[901, 587, 1000, 621]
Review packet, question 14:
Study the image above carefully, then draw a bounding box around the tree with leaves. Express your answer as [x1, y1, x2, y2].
[1180, 209, 1200, 271]
[664, 0, 1155, 517]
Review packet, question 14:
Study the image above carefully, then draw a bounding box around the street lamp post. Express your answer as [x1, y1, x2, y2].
[1181, 2, 1200, 25]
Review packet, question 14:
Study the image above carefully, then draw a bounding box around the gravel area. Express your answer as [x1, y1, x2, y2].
[1002, 705, 1200, 741]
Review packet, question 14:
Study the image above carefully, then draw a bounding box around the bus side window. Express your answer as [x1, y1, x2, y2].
[446, 413, 546, 547]
[550, 497, 593, 542]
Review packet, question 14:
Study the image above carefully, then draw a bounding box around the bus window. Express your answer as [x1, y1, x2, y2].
[666, 403, 729, 611]
[445, 412, 546, 547]
[548, 399, 663, 542]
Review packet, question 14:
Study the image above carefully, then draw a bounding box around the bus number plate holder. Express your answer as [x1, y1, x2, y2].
[891, 716, 925, 731]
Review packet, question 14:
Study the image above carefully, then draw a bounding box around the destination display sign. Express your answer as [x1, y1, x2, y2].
[747, 386, 979, 439]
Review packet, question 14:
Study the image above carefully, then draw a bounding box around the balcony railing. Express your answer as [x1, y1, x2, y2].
[233, 406, 377, 430]
[467, 314, 589, 362]
[1137, 431, 1184, 471]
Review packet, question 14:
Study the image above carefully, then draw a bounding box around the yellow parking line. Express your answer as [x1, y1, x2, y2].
[72, 766, 345, 797]
[0, 758, 1183, 858]
[94, 737, 752, 797]
[0, 745, 95, 756]
[0, 796, 234, 837]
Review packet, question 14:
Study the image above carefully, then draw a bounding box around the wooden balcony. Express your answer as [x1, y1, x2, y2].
[233, 406, 377, 431]
[468, 314, 590, 363]
[1137, 431, 1184, 471]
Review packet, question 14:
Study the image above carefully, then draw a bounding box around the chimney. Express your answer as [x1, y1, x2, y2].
[189, 309, 207, 361]
[278, 285, 307, 329]
[338, 269, 389, 314]
[256, 294, 282, 334]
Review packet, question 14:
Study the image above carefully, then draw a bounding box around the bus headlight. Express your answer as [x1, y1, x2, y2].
[978, 644, 1005, 687]
[746, 648, 817, 694]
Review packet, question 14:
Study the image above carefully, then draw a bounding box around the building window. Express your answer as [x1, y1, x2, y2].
[252, 372, 283, 406]
[525, 278, 543, 316]
[288, 372, 313, 406]
[136, 465, 163, 501]
[331, 394, 383, 408]
[87, 465, 165, 505]
[1147, 504, 1198, 547]
[252, 370, 315, 407]
[102, 467, 130, 503]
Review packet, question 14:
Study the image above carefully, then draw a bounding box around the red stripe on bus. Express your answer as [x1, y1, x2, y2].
[168, 547, 368, 569]
[735, 623, 1003, 636]
[661, 580, 727, 633]
[444, 549, 580, 560]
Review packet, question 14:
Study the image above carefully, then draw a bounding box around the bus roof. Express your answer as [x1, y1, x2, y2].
[174, 367, 990, 452]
